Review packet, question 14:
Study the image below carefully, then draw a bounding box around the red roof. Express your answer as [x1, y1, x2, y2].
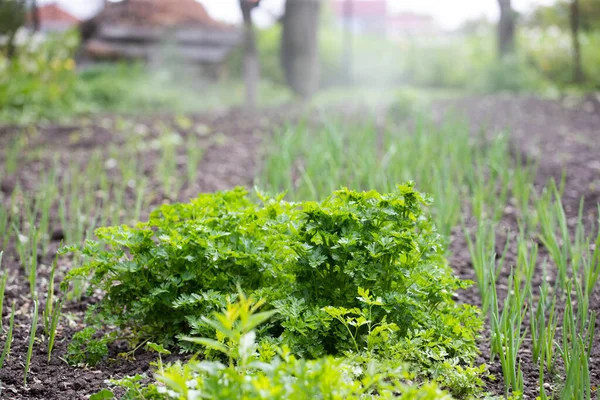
[94, 0, 229, 29]
[331, 0, 388, 18]
[37, 3, 80, 24]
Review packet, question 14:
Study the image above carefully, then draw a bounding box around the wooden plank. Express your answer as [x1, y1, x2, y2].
[85, 39, 234, 63]
[98, 26, 161, 41]
[175, 29, 242, 46]
[97, 25, 242, 46]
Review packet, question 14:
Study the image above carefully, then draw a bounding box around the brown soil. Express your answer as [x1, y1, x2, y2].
[437, 94, 600, 399]
[0, 95, 599, 399]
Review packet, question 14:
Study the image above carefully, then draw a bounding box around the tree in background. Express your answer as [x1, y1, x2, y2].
[240, 0, 260, 109]
[30, 0, 38, 31]
[527, 0, 598, 83]
[497, 0, 516, 57]
[0, 0, 27, 59]
[529, 0, 600, 31]
[570, 0, 583, 83]
[281, 0, 322, 98]
[342, 0, 353, 84]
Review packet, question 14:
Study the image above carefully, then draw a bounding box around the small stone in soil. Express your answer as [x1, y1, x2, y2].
[51, 228, 65, 241]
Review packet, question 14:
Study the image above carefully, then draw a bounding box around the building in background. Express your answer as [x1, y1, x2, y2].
[387, 12, 438, 38]
[80, 0, 241, 75]
[33, 2, 80, 32]
[330, 0, 388, 36]
[330, 0, 439, 38]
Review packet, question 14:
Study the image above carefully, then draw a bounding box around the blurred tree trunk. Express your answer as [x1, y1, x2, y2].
[31, 0, 39, 31]
[0, 0, 27, 59]
[342, 0, 353, 84]
[570, 0, 584, 83]
[240, 0, 260, 109]
[281, 0, 321, 98]
[6, 31, 17, 59]
[497, 0, 515, 57]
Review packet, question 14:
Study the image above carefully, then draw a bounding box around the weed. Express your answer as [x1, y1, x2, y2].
[66, 327, 108, 367]
[182, 292, 277, 369]
[322, 287, 399, 354]
[145, 342, 171, 375]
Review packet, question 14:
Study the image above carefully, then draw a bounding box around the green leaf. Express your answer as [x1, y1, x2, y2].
[89, 389, 114, 400]
[180, 337, 229, 356]
[245, 309, 278, 332]
[146, 342, 171, 355]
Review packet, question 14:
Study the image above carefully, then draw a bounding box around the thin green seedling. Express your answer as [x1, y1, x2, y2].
[110, 183, 125, 227]
[43, 253, 58, 336]
[564, 335, 591, 400]
[494, 312, 525, 397]
[564, 279, 596, 358]
[544, 294, 559, 374]
[572, 273, 591, 335]
[156, 127, 182, 196]
[23, 190, 37, 229]
[261, 114, 523, 251]
[0, 301, 15, 368]
[4, 136, 23, 174]
[132, 178, 148, 224]
[29, 227, 38, 297]
[469, 143, 509, 223]
[36, 170, 58, 255]
[557, 284, 581, 389]
[115, 148, 139, 185]
[582, 207, 600, 299]
[529, 283, 546, 364]
[511, 152, 538, 221]
[0, 207, 9, 252]
[59, 163, 91, 246]
[430, 167, 462, 239]
[537, 329, 548, 400]
[515, 230, 536, 293]
[97, 171, 111, 228]
[535, 184, 570, 293]
[584, 312, 596, 363]
[488, 268, 501, 362]
[186, 133, 203, 186]
[24, 297, 39, 385]
[47, 298, 64, 363]
[485, 135, 513, 222]
[0, 251, 5, 330]
[463, 220, 509, 315]
[490, 270, 527, 396]
[12, 223, 28, 272]
[58, 197, 69, 244]
[532, 259, 559, 373]
[4, 187, 24, 250]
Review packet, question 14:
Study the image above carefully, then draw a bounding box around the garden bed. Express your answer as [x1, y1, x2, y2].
[0, 95, 599, 399]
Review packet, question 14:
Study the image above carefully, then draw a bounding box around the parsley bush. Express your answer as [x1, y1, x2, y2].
[65, 184, 480, 379]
